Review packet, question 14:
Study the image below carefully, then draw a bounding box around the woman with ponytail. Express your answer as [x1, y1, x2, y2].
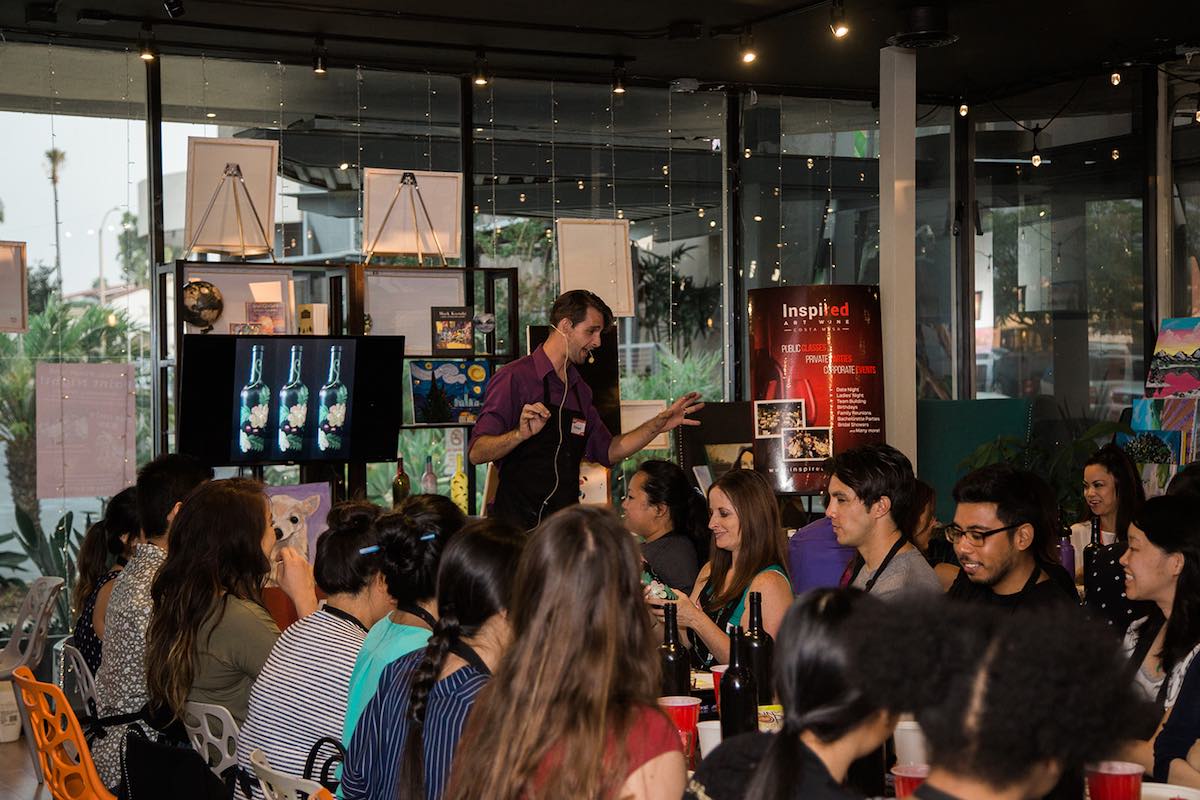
[685, 588, 897, 800]
[623, 460, 709, 591]
[72, 486, 138, 673]
[341, 518, 523, 800]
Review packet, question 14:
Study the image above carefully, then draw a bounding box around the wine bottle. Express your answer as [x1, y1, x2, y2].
[719, 626, 758, 739]
[659, 603, 691, 697]
[421, 455, 438, 494]
[277, 345, 308, 454]
[1083, 516, 1102, 579]
[392, 458, 411, 507]
[450, 455, 469, 514]
[641, 560, 678, 601]
[742, 592, 774, 705]
[316, 345, 347, 452]
[238, 344, 269, 454]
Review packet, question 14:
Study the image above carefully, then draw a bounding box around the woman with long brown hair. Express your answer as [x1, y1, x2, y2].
[652, 468, 792, 668]
[445, 505, 686, 800]
[145, 478, 315, 727]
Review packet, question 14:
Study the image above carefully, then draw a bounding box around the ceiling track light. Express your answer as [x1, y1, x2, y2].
[958, 103, 969, 117]
[611, 62, 626, 95]
[138, 24, 156, 62]
[472, 52, 490, 87]
[829, 0, 850, 39]
[312, 37, 327, 75]
[738, 29, 757, 64]
[1110, 70, 1121, 86]
[162, 0, 185, 18]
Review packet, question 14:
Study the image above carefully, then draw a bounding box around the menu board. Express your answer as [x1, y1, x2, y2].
[749, 285, 886, 494]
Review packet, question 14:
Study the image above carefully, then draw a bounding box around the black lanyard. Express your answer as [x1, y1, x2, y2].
[397, 602, 438, 629]
[322, 604, 368, 633]
[851, 536, 907, 594]
[450, 639, 491, 676]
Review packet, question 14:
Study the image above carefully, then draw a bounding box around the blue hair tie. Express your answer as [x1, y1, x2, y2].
[358, 544, 381, 555]
[420, 532, 437, 541]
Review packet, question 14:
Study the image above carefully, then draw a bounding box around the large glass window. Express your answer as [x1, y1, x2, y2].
[1169, 65, 1200, 317]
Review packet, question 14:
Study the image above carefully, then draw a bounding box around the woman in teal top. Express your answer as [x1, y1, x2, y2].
[342, 494, 465, 744]
[650, 469, 793, 669]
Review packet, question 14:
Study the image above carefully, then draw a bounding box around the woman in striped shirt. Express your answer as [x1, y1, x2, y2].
[342, 518, 524, 800]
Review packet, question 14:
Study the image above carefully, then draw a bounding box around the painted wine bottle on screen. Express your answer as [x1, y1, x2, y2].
[392, 458, 411, 507]
[659, 602, 691, 697]
[421, 455, 439, 494]
[1083, 516, 1102, 581]
[317, 344, 347, 452]
[277, 345, 308, 454]
[450, 455, 469, 514]
[742, 591, 774, 704]
[719, 626, 758, 739]
[238, 344, 270, 454]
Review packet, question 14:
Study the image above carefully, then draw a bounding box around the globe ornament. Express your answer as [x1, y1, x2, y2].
[181, 280, 224, 333]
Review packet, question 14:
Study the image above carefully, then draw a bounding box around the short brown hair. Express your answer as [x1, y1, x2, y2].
[549, 290, 614, 330]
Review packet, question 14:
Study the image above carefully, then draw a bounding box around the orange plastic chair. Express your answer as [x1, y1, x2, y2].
[10, 665, 116, 800]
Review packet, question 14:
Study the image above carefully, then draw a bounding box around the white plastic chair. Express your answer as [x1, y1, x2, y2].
[249, 748, 334, 800]
[183, 701, 242, 778]
[58, 639, 99, 716]
[0, 576, 66, 785]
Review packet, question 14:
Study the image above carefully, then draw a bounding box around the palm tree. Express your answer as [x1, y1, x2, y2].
[44, 149, 66, 277]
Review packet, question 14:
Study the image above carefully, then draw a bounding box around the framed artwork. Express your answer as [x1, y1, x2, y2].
[0, 241, 28, 333]
[362, 169, 463, 259]
[556, 218, 634, 317]
[184, 137, 279, 255]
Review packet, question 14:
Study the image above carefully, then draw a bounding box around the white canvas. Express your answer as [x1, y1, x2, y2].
[185, 137, 279, 255]
[186, 268, 291, 334]
[363, 169, 463, 259]
[364, 269, 464, 355]
[0, 241, 27, 333]
[621, 399, 670, 450]
[556, 218, 634, 317]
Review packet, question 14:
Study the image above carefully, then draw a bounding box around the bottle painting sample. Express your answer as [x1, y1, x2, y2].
[450, 454, 469, 513]
[317, 345, 347, 452]
[277, 345, 309, 454]
[392, 458, 411, 507]
[239, 344, 270, 453]
[421, 455, 438, 494]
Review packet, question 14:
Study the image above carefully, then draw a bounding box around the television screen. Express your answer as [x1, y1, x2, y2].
[180, 334, 405, 465]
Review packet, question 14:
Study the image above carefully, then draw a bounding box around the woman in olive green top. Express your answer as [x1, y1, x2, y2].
[146, 478, 317, 726]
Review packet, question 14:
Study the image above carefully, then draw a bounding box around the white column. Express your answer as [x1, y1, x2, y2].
[879, 46, 918, 467]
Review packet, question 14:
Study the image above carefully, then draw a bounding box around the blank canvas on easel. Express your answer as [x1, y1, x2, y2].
[185, 137, 279, 255]
[362, 169, 462, 259]
[556, 218, 634, 317]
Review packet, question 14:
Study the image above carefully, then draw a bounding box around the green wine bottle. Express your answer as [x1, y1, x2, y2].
[317, 345, 347, 452]
[238, 344, 269, 454]
[277, 345, 308, 454]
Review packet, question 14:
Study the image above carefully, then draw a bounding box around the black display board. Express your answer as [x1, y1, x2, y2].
[526, 325, 621, 438]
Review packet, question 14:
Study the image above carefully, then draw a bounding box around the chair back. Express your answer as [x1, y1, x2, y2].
[182, 701, 241, 778]
[10, 665, 116, 800]
[0, 577, 66, 675]
[58, 640, 99, 715]
[248, 749, 334, 800]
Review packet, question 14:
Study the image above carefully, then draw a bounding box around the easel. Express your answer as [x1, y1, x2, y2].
[185, 162, 276, 260]
[364, 171, 449, 267]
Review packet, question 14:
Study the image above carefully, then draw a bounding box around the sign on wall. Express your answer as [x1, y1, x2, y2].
[749, 285, 886, 494]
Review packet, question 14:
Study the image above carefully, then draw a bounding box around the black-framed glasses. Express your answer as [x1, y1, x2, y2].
[943, 522, 1022, 547]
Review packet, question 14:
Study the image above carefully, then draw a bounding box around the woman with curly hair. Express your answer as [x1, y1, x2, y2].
[341, 518, 523, 800]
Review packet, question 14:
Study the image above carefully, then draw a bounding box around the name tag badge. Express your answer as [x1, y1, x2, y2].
[571, 418, 587, 436]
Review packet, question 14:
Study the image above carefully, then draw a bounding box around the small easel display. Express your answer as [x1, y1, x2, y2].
[362, 168, 463, 266]
[184, 137, 279, 259]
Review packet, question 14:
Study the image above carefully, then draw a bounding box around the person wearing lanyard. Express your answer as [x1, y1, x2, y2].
[469, 290, 703, 531]
[945, 463, 1078, 610]
[825, 444, 941, 599]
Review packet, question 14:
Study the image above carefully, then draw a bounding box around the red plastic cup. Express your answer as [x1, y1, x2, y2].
[891, 764, 930, 798]
[710, 665, 728, 714]
[1085, 761, 1143, 800]
[658, 696, 701, 767]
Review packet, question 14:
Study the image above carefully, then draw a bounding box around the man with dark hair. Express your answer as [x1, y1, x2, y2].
[470, 289, 702, 530]
[824, 443, 940, 599]
[91, 453, 213, 786]
[946, 463, 1077, 610]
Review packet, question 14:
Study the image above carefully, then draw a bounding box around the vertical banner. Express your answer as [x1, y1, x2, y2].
[36, 363, 137, 499]
[749, 285, 886, 494]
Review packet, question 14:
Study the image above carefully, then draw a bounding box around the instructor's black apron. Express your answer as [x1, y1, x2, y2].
[492, 372, 588, 531]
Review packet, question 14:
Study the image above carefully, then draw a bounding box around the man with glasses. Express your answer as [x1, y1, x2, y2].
[946, 463, 1078, 610]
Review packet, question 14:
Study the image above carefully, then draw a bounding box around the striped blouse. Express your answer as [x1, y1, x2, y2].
[235, 607, 367, 799]
[341, 649, 489, 800]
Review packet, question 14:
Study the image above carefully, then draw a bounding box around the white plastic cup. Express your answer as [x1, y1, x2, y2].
[893, 719, 929, 765]
[697, 720, 722, 759]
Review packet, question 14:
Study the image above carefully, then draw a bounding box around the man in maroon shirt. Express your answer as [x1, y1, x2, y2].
[469, 290, 703, 530]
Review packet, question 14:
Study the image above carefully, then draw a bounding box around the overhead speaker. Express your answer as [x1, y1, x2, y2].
[885, 4, 958, 49]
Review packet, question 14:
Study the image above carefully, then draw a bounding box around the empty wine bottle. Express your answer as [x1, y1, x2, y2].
[421, 455, 439, 494]
[719, 626, 758, 739]
[392, 458, 411, 507]
[659, 603, 691, 697]
[742, 591, 774, 705]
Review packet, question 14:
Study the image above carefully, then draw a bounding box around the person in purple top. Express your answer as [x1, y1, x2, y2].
[469, 290, 704, 531]
[787, 516, 856, 594]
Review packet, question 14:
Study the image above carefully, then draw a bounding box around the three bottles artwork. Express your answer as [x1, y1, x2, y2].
[239, 343, 348, 456]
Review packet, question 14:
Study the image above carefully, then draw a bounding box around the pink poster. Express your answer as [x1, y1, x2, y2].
[36, 363, 137, 499]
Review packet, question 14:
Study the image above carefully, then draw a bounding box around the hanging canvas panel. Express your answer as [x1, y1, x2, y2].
[621, 400, 670, 450]
[556, 218, 634, 317]
[362, 169, 463, 259]
[184, 137, 279, 256]
[0, 241, 28, 333]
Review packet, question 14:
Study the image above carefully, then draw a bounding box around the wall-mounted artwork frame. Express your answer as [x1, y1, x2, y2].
[556, 218, 634, 317]
[362, 169, 463, 260]
[0, 241, 28, 333]
[184, 137, 279, 256]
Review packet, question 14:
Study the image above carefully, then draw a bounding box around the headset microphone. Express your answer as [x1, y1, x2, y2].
[588, 352, 595, 364]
